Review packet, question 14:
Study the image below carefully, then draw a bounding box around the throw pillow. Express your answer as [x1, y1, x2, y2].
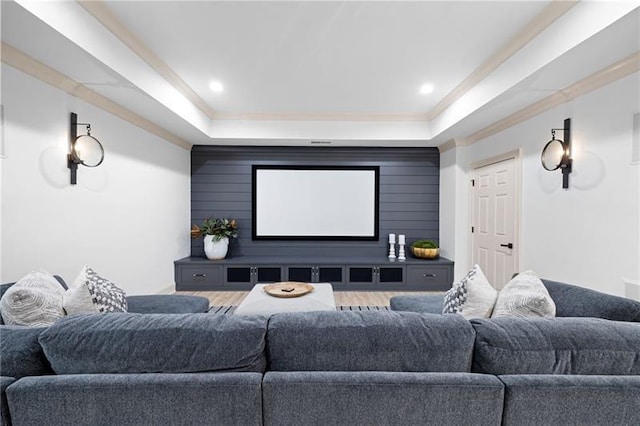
[63, 279, 100, 315]
[66, 266, 128, 313]
[491, 270, 556, 318]
[0, 271, 65, 326]
[442, 264, 498, 319]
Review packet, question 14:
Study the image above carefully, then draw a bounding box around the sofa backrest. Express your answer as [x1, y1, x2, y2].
[0, 326, 53, 378]
[267, 311, 475, 372]
[471, 317, 640, 375]
[542, 279, 640, 322]
[39, 313, 268, 374]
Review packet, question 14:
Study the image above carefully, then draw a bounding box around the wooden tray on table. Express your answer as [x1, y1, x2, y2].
[263, 282, 313, 298]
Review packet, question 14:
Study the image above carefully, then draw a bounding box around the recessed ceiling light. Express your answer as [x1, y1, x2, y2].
[209, 81, 224, 93]
[419, 83, 434, 95]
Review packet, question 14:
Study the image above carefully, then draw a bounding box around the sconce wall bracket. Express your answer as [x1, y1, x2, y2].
[68, 112, 104, 185]
[541, 117, 572, 189]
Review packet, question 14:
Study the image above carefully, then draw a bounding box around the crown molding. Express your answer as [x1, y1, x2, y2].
[465, 52, 640, 145]
[427, 0, 577, 121]
[438, 139, 464, 153]
[1, 42, 192, 150]
[211, 111, 430, 122]
[78, 0, 217, 120]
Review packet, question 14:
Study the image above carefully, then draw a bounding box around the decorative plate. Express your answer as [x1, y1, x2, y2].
[264, 282, 314, 298]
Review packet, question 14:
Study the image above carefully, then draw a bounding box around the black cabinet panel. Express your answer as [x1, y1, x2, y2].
[318, 267, 343, 283]
[257, 267, 281, 283]
[379, 267, 403, 283]
[227, 267, 251, 283]
[350, 268, 374, 283]
[289, 267, 313, 282]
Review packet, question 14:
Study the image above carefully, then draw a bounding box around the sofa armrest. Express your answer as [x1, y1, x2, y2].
[125, 294, 209, 314]
[389, 294, 444, 313]
[542, 279, 640, 322]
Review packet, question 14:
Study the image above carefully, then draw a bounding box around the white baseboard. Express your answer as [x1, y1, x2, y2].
[156, 283, 176, 295]
[623, 277, 639, 301]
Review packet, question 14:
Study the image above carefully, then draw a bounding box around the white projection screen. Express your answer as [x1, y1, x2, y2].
[252, 166, 379, 240]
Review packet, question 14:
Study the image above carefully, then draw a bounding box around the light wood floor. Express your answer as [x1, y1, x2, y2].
[178, 290, 441, 307]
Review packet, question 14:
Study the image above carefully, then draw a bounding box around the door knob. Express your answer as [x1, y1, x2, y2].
[500, 243, 513, 249]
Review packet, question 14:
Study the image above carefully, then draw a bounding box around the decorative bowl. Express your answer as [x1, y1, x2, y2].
[411, 247, 440, 259]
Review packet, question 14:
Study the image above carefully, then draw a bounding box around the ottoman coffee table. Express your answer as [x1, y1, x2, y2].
[234, 283, 336, 316]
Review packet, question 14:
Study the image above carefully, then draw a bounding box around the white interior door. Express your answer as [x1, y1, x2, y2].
[471, 157, 519, 289]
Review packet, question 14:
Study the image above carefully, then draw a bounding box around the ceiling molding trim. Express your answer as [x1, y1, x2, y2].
[465, 52, 640, 145]
[1, 42, 192, 150]
[211, 112, 430, 122]
[78, 0, 217, 120]
[438, 138, 464, 153]
[427, 0, 578, 121]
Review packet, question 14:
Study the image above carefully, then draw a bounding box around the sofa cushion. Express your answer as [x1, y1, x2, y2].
[1, 376, 15, 426]
[263, 371, 504, 426]
[443, 264, 497, 319]
[0, 326, 53, 378]
[6, 373, 264, 426]
[542, 279, 640, 322]
[499, 375, 640, 426]
[471, 317, 640, 375]
[492, 271, 556, 318]
[0, 271, 65, 326]
[39, 313, 267, 374]
[267, 311, 475, 372]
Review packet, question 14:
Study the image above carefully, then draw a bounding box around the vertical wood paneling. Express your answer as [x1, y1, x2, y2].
[191, 146, 440, 258]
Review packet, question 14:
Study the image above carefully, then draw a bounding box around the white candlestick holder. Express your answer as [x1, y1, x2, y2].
[388, 242, 396, 260]
[398, 242, 406, 261]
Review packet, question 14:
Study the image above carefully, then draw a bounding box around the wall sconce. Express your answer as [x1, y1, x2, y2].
[541, 118, 572, 189]
[68, 112, 104, 185]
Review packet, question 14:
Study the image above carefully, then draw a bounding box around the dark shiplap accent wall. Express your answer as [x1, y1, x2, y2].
[191, 146, 440, 258]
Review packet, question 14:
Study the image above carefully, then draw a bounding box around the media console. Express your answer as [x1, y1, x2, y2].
[174, 256, 454, 291]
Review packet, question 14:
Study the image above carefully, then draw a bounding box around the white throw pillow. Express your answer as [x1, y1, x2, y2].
[442, 264, 498, 319]
[63, 278, 100, 315]
[66, 266, 128, 313]
[0, 271, 65, 326]
[491, 270, 556, 318]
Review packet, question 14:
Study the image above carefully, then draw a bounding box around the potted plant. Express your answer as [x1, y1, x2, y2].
[191, 218, 238, 260]
[411, 240, 439, 259]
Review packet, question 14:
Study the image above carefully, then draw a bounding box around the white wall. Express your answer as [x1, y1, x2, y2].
[441, 72, 640, 296]
[0, 65, 191, 295]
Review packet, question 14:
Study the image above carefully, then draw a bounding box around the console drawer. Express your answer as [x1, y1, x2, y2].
[406, 266, 451, 290]
[177, 266, 223, 290]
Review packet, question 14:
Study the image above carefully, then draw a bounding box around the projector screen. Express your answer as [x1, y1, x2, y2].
[252, 165, 379, 240]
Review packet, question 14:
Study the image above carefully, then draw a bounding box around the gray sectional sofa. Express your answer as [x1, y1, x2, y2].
[2, 306, 639, 425]
[390, 278, 640, 322]
[0, 277, 210, 325]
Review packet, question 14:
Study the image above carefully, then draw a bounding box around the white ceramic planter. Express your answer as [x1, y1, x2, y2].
[204, 235, 229, 260]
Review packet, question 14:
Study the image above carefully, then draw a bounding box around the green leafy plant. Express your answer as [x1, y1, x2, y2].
[411, 239, 439, 249]
[191, 218, 238, 241]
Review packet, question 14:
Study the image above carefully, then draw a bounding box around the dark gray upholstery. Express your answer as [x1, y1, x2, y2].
[263, 372, 504, 426]
[542, 279, 640, 322]
[267, 311, 475, 372]
[39, 313, 268, 374]
[1, 278, 210, 323]
[0, 326, 52, 378]
[389, 293, 444, 313]
[125, 294, 209, 314]
[471, 318, 640, 375]
[390, 279, 640, 322]
[1, 377, 15, 426]
[499, 375, 640, 426]
[6, 373, 263, 426]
